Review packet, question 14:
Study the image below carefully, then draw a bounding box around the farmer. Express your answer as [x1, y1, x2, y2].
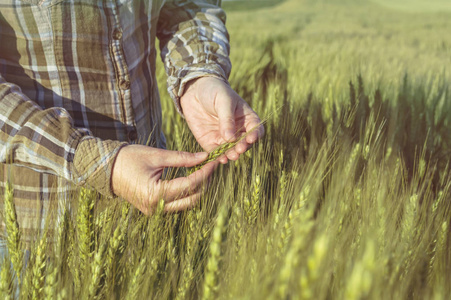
[0, 0, 264, 240]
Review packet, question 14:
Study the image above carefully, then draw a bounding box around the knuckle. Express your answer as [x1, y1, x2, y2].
[175, 150, 185, 157]
[223, 116, 235, 123]
[220, 116, 235, 126]
[176, 151, 192, 161]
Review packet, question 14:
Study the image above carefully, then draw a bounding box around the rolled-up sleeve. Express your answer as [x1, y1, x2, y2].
[157, 0, 232, 114]
[0, 75, 127, 197]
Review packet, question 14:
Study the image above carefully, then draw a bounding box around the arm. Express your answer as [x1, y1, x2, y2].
[157, 0, 232, 114]
[0, 74, 215, 212]
[0, 75, 216, 213]
[157, 0, 264, 163]
[0, 74, 125, 196]
[0, 3, 219, 213]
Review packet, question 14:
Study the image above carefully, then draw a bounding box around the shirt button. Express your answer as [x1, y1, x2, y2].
[120, 79, 131, 90]
[112, 29, 123, 40]
[128, 130, 138, 141]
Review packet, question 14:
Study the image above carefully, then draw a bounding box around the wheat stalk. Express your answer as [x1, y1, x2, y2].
[31, 233, 47, 300]
[4, 182, 23, 283]
[0, 256, 14, 300]
[301, 233, 329, 299]
[87, 241, 108, 300]
[232, 205, 243, 259]
[175, 209, 201, 300]
[274, 219, 314, 300]
[202, 204, 228, 300]
[345, 240, 376, 300]
[175, 259, 194, 300]
[250, 174, 261, 223]
[43, 263, 57, 300]
[105, 202, 130, 290]
[125, 257, 147, 300]
[77, 187, 95, 267]
[273, 189, 313, 299]
[243, 175, 262, 226]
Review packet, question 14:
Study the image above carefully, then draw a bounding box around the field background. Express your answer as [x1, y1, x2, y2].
[2, 0, 451, 299]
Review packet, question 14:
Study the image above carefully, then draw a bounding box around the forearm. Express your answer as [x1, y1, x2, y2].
[0, 75, 127, 197]
[157, 0, 232, 114]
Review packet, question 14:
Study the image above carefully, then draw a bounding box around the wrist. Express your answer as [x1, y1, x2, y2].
[74, 137, 128, 197]
[180, 76, 230, 112]
[181, 76, 229, 99]
[110, 144, 129, 198]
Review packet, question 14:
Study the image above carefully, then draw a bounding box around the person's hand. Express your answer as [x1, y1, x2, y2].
[180, 77, 264, 164]
[111, 144, 217, 214]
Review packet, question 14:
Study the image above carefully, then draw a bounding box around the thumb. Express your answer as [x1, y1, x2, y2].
[217, 96, 237, 142]
[158, 150, 208, 168]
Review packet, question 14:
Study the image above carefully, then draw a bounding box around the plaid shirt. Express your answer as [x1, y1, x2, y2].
[0, 0, 231, 239]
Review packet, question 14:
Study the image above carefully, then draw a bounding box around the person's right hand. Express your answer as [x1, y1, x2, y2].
[111, 145, 217, 214]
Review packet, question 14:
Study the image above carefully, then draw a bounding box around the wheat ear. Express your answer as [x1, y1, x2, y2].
[0, 256, 14, 300]
[4, 182, 23, 283]
[188, 120, 266, 174]
[87, 241, 108, 300]
[77, 187, 95, 267]
[125, 257, 147, 300]
[202, 204, 228, 300]
[31, 233, 47, 300]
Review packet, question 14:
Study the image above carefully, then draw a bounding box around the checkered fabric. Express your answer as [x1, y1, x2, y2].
[0, 0, 231, 240]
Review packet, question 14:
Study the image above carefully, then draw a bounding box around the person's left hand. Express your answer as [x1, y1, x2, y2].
[180, 77, 264, 164]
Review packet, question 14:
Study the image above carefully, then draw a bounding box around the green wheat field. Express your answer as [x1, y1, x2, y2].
[1, 0, 451, 298]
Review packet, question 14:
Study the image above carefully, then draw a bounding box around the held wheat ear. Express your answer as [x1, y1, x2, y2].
[187, 114, 272, 175]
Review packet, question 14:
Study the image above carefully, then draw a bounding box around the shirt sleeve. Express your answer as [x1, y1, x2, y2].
[157, 0, 232, 114]
[0, 75, 127, 197]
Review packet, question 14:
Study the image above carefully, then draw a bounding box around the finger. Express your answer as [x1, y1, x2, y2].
[219, 154, 228, 164]
[241, 106, 264, 144]
[235, 139, 249, 154]
[160, 161, 217, 201]
[246, 119, 264, 145]
[164, 191, 203, 212]
[216, 95, 237, 142]
[225, 148, 240, 161]
[157, 150, 208, 168]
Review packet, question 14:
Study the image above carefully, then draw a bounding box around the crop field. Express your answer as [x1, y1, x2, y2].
[1, 0, 451, 299]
